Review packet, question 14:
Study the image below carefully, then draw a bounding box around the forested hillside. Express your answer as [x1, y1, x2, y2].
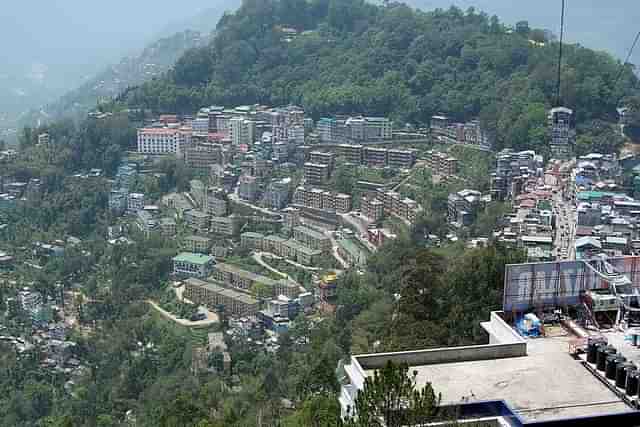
[121, 0, 639, 152]
[22, 31, 210, 127]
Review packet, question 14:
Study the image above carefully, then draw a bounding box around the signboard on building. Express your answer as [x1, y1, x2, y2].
[503, 256, 640, 312]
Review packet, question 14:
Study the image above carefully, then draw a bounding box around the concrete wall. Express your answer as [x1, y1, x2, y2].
[354, 311, 526, 370]
[355, 342, 526, 370]
[482, 311, 526, 345]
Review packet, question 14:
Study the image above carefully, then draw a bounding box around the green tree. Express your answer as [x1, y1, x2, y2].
[344, 361, 441, 427]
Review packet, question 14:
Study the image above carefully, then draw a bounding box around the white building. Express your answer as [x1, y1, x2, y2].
[137, 127, 190, 155]
[127, 193, 145, 212]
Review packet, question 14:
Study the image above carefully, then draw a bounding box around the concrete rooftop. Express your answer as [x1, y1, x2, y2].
[366, 331, 629, 422]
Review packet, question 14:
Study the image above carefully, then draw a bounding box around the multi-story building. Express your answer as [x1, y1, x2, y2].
[491, 149, 541, 201]
[282, 207, 301, 229]
[293, 225, 331, 252]
[263, 178, 291, 210]
[185, 142, 223, 171]
[288, 125, 305, 145]
[317, 118, 338, 143]
[211, 262, 299, 298]
[241, 232, 265, 250]
[272, 142, 289, 163]
[216, 115, 231, 137]
[238, 175, 259, 202]
[335, 194, 353, 214]
[172, 253, 215, 278]
[304, 163, 330, 186]
[229, 117, 255, 146]
[426, 151, 458, 177]
[184, 209, 210, 232]
[293, 187, 352, 213]
[38, 133, 50, 145]
[184, 278, 259, 317]
[549, 107, 574, 159]
[345, 116, 392, 142]
[127, 193, 145, 213]
[159, 217, 177, 236]
[204, 187, 228, 217]
[137, 126, 191, 155]
[109, 189, 127, 214]
[310, 151, 336, 170]
[447, 189, 483, 227]
[210, 215, 240, 236]
[336, 144, 363, 164]
[183, 235, 212, 254]
[363, 147, 388, 167]
[361, 196, 384, 222]
[387, 149, 417, 169]
[192, 117, 210, 136]
[136, 210, 159, 234]
[241, 232, 321, 266]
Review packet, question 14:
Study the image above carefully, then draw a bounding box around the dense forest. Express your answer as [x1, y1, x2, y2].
[119, 0, 639, 153]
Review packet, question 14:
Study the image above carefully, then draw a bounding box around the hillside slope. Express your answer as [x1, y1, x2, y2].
[120, 0, 639, 154]
[25, 31, 210, 125]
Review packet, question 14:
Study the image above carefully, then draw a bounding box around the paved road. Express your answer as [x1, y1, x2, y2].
[252, 252, 293, 280]
[552, 167, 577, 260]
[146, 298, 219, 328]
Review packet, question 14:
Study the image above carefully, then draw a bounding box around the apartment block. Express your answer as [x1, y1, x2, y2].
[238, 175, 259, 202]
[335, 194, 353, 213]
[263, 178, 291, 210]
[185, 142, 222, 171]
[361, 196, 384, 222]
[293, 225, 331, 252]
[184, 209, 210, 232]
[427, 150, 458, 177]
[309, 151, 336, 170]
[211, 262, 299, 298]
[345, 116, 392, 142]
[38, 133, 50, 145]
[127, 192, 145, 213]
[172, 253, 215, 278]
[241, 232, 265, 250]
[204, 187, 228, 217]
[184, 278, 258, 317]
[159, 217, 177, 236]
[214, 215, 241, 236]
[304, 163, 330, 186]
[363, 147, 388, 167]
[183, 235, 212, 254]
[317, 118, 338, 143]
[387, 149, 417, 169]
[336, 144, 363, 164]
[137, 126, 191, 155]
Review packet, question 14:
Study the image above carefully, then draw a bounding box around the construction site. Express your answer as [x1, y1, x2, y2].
[340, 254, 640, 426]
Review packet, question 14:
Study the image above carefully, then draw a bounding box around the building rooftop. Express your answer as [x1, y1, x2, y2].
[394, 333, 627, 422]
[186, 278, 258, 305]
[294, 225, 329, 241]
[173, 253, 214, 265]
[185, 235, 212, 243]
[214, 262, 279, 286]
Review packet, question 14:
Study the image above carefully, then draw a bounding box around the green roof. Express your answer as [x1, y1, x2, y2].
[173, 252, 214, 265]
[576, 191, 621, 201]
